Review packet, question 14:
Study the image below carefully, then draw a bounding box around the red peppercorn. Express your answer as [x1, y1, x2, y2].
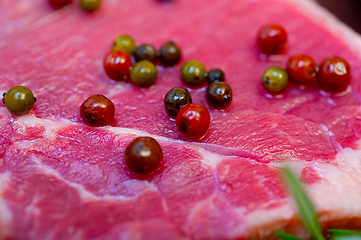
[317, 57, 351, 93]
[80, 95, 115, 127]
[286, 55, 318, 84]
[48, 0, 72, 8]
[176, 104, 210, 139]
[257, 24, 287, 55]
[104, 50, 132, 80]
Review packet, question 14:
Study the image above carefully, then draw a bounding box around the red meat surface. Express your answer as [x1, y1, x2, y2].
[1, 0, 361, 239]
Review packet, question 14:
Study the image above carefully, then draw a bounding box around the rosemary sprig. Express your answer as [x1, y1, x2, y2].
[330, 235, 361, 240]
[276, 169, 361, 240]
[328, 229, 361, 240]
[276, 231, 304, 240]
[284, 168, 325, 240]
[329, 230, 361, 235]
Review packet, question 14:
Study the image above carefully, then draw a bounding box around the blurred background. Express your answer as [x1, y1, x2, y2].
[316, 0, 361, 33]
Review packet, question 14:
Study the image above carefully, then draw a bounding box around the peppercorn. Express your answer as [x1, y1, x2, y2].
[164, 87, 192, 117]
[181, 60, 207, 87]
[159, 42, 181, 66]
[262, 66, 288, 93]
[207, 82, 232, 108]
[133, 44, 157, 63]
[3, 86, 36, 115]
[124, 137, 163, 175]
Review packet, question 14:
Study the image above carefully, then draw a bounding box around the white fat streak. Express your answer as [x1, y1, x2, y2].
[230, 143, 361, 238]
[0, 172, 13, 236]
[26, 5, 73, 33]
[29, 154, 101, 200]
[13, 115, 214, 173]
[13, 113, 361, 237]
[104, 125, 153, 138]
[9, 111, 234, 165]
[16, 114, 71, 140]
[10, 114, 168, 142]
[103, 83, 130, 99]
[183, 156, 336, 239]
[26, 154, 134, 202]
[185, 193, 248, 239]
[197, 148, 225, 169]
[335, 145, 361, 172]
[13, 114, 158, 143]
[239, 203, 312, 239]
[9, 141, 163, 204]
[264, 144, 361, 230]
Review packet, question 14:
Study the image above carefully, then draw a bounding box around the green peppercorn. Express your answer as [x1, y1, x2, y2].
[181, 60, 207, 87]
[130, 61, 158, 87]
[262, 66, 288, 93]
[80, 0, 101, 11]
[164, 87, 192, 118]
[159, 41, 181, 66]
[112, 35, 136, 55]
[133, 44, 157, 63]
[3, 86, 36, 115]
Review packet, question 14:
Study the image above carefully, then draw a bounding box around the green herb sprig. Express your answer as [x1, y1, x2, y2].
[276, 168, 361, 240]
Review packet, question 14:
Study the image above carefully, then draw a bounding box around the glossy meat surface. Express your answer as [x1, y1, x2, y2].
[1, 0, 361, 239]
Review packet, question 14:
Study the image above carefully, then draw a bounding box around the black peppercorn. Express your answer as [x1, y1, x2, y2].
[206, 69, 225, 84]
[164, 87, 192, 117]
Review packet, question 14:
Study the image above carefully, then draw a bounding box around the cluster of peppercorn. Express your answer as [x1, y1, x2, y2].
[164, 64, 232, 139]
[258, 24, 351, 94]
[80, 35, 182, 128]
[180, 61, 233, 108]
[127, 62, 234, 173]
[0, 1, 234, 176]
[101, 34, 234, 140]
[82, 35, 235, 173]
[48, 0, 101, 12]
[103, 35, 181, 87]
[83, 35, 185, 175]
[0, 32, 234, 176]
[2, 20, 351, 176]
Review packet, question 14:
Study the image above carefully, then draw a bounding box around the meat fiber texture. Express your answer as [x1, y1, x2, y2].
[1, 0, 361, 239]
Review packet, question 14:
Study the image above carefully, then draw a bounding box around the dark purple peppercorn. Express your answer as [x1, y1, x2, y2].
[133, 44, 157, 63]
[206, 82, 232, 108]
[124, 137, 163, 175]
[206, 69, 225, 84]
[159, 42, 181, 66]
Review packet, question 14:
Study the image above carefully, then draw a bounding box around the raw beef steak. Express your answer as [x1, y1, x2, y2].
[1, 0, 361, 239]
